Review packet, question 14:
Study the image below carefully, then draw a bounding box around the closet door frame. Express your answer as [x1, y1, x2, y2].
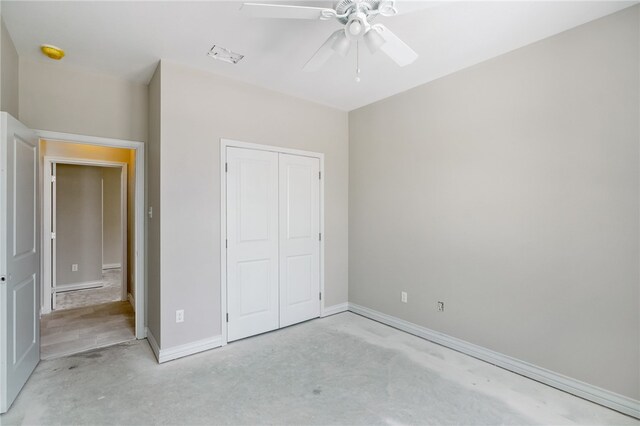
[220, 139, 325, 346]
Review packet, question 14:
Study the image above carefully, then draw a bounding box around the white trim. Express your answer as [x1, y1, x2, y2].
[157, 335, 222, 364]
[55, 280, 103, 293]
[36, 130, 144, 148]
[42, 162, 56, 314]
[43, 157, 128, 305]
[101, 177, 104, 283]
[37, 130, 146, 339]
[219, 141, 227, 346]
[128, 292, 135, 312]
[146, 327, 160, 362]
[221, 139, 325, 159]
[102, 263, 121, 270]
[146, 327, 221, 364]
[118, 165, 127, 302]
[321, 302, 349, 317]
[348, 303, 640, 419]
[220, 138, 325, 346]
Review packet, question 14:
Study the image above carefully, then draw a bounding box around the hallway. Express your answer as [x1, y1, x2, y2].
[56, 268, 123, 310]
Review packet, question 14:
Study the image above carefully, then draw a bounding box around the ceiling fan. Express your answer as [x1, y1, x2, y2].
[240, 0, 418, 75]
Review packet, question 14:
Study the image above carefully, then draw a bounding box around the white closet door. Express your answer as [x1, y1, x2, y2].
[226, 147, 279, 342]
[279, 153, 320, 327]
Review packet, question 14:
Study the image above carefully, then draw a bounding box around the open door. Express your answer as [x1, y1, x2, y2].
[0, 113, 40, 413]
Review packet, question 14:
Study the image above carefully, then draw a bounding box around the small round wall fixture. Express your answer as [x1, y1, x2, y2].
[40, 44, 65, 60]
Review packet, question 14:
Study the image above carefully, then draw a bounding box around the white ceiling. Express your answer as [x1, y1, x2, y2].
[2, 1, 635, 111]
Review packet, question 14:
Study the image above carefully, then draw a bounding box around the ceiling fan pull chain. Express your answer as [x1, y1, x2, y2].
[355, 41, 361, 83]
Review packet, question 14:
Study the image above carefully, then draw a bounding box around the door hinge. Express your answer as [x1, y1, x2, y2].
[319, 233, 322, 242]
[226, 313, 229, 322]
[319, 171, 321, 180]
[225, 162, 228, 173]
[225, 239, 228, 249]
[51, 232, 56, 240]
[51, 175, 56, 183]
[319, 292, 322, 300]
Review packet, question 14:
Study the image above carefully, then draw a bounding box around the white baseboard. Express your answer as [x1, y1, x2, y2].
[146, 327, 160, 361]
[102, 263, 121, 270]
[146, 329, 222, 364]
[127, 293, 135, 312]
[322, 302, 349, 317]
[56, 280, 103, 293]
[348, 303, 640, 419]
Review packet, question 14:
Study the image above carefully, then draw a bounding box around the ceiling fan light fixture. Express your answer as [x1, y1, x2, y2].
[40, 44, 65, 60]
[364, 27, 386, 53]
[331, 31, 351, 57]
[349, 21, 362, 36]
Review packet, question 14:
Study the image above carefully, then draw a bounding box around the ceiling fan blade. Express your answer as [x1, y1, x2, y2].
[241, 3, 332, 20]
[303, 30, 344, 72]
[373, 24, 418, 66]
[392, 1, 441, 16]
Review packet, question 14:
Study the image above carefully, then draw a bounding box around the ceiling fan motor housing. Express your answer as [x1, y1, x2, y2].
[335, 0, 380, 24]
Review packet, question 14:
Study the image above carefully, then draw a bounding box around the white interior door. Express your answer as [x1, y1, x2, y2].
[0, 113, 40, 413]
[279, 153, 320, 327]
[226, 147, 279, 342]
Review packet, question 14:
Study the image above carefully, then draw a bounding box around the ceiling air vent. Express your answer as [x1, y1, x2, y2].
[207, 45, 244, 64]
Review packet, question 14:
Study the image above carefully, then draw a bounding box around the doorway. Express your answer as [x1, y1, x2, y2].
[0, 116, 146, 413]
[47, 161, 127, 310]
[38, 135, 145, 359]
[221, 139, 325, 344]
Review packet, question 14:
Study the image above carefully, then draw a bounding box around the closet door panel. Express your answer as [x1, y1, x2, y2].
[279, 153, 320, 327]
[227, 147, 279, 342]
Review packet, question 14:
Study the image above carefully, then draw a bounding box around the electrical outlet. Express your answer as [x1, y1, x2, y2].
[401, 291, 408, 303]
[437, 301, 445, 312]
[71, 264, 78, 272]
[176, 309, 184, 323]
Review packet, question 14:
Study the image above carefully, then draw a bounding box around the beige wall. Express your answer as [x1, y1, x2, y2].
[349, 6, 639, 400]
[19, 59, 145, 299]
[0, 17, 18, 117]
[19, 57, 147, 142]
[154, 61, 348, 349]
[146, 64, 161, 345]
[102, 167, 122, 267]
[56, 164, 103, 287]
